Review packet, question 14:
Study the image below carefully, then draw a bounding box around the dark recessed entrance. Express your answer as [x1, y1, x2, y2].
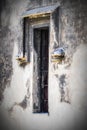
[33, 27, 49, 113]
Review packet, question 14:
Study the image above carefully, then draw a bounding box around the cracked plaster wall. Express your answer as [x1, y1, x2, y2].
[0, 0, 87, 130]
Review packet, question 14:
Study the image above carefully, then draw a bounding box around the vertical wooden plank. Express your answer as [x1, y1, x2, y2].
[23, 18, 26, 57]
[33, 29, 41, 113]
[23, 17, 30, 62]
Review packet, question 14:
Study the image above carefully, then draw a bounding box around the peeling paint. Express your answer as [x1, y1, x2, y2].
[9, 95, 30, 113]
[0, 0, 87, 130]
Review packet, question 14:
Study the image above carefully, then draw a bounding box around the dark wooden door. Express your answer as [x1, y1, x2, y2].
[33, 27, 49, 113]
[40, 29, 49, 112]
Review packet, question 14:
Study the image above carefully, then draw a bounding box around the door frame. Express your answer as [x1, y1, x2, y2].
[27, 7, 59, 114]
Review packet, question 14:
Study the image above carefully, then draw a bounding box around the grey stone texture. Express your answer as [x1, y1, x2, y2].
[0, 0, 87, 129]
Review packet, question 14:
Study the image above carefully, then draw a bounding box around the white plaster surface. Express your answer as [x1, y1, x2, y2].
[1, 42, 87, 130]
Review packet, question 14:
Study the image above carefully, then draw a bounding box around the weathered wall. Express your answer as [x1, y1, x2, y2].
[0, 0, 87, 130]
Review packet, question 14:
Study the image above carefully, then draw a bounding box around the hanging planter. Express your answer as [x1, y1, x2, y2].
[16, 57, 29, 67]
[51, 47, 65, 63]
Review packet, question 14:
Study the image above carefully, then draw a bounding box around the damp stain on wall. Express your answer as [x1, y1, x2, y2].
[55, 74, 70, 103]
[8, 79, 30, 113]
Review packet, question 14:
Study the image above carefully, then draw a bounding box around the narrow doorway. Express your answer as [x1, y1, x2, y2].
[33, 27, 49, 113]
